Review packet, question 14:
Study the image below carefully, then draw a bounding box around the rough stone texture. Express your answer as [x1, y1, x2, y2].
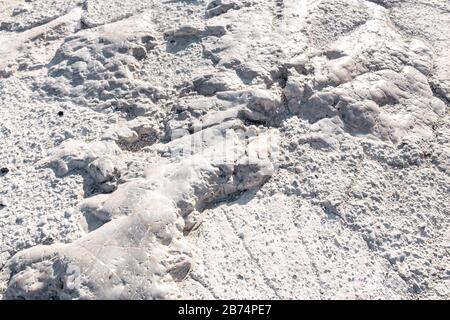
[0, 0, 449, 299]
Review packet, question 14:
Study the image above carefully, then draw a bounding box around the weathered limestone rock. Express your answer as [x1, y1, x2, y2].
[1, 0, 449, 300]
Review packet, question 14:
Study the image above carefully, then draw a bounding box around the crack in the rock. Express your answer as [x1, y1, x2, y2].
[189, 273, 219, 299]
[222, 208, 282, 298]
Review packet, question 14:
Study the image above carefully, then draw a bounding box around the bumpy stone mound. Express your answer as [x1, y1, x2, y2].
[42, 13, 163, 114]
[2, 124, 277, 299]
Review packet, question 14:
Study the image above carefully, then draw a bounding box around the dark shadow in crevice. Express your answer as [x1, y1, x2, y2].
[165, 36, 201, 54]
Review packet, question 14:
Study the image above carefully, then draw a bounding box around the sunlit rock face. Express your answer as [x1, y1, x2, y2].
[0, 0, 449, 300]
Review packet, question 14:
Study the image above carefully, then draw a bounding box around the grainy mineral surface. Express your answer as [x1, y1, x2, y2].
[0, 0, 449, 299]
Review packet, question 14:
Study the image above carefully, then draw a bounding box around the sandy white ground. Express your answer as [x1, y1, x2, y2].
[0, 0, 449, 299]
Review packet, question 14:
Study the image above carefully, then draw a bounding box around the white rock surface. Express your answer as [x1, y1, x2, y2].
[0, 0, 449, 299]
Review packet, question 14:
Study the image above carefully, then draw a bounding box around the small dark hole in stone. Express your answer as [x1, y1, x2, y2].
[0, 167, 9, 174]
[43, 237, 54, 245]
[57, 111, 64, 117]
